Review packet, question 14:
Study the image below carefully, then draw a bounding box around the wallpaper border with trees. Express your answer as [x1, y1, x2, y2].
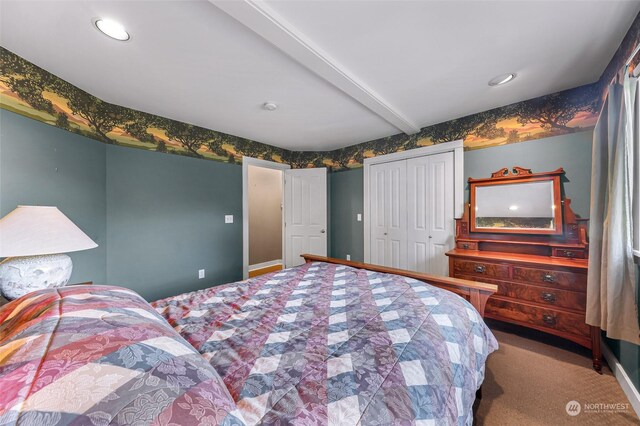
[1, 9, 638, 172]
[327, 8, 640, 171]
[0, 46, 293, 166]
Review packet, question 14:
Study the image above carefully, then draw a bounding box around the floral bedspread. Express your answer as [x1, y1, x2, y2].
[153, 261, 498, 425]
[0, 286, 245, 425]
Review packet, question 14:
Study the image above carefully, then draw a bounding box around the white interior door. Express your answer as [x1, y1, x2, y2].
[284, 168, 327, 268]
[370, 161, 407, 269]
[407, 152, 454, 275]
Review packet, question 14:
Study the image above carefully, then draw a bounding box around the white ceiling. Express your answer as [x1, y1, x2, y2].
[0, 0, 638, 151]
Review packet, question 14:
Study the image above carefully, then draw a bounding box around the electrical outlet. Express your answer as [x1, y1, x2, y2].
[357, 214, 362, 222]
[346, 254, 351, 261]
[225, 215, 233, 224]
[198, 269, 205, 279]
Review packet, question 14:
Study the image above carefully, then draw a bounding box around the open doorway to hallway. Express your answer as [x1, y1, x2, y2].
[247, 165, 284, 278]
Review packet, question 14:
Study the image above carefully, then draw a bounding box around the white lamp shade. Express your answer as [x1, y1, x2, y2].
[0, 206, 98, 257]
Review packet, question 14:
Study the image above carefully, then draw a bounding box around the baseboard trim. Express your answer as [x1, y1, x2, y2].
[601, 339, 640, 418]
[249, 259, 283, 270]
[249, 260, 283, 278]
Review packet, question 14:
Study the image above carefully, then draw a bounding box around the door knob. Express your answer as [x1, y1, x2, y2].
[320, 229, 326, 233]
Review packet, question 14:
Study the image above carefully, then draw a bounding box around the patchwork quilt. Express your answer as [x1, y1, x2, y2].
[0, 286, 245, 426]
[153, 261, 498, 426]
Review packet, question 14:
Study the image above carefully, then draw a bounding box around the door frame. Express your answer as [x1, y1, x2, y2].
[363, 140, 464, 264]
[242, 156, 291, 280]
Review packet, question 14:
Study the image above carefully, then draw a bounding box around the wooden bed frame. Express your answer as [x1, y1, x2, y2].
[301, 254, 497, 317]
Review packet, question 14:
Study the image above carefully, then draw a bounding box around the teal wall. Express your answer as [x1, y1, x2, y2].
[464, 130, 593, 218]
[0, 110, 107, 284]
[106, 145, 243, 301]
[329, 169, 364, 262]
[0, 109, 242, 301]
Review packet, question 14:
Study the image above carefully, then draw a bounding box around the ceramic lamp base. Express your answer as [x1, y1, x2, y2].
[0, 254, 73, 300]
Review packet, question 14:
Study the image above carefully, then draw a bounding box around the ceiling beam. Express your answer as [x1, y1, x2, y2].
[209, 0, 421, 135]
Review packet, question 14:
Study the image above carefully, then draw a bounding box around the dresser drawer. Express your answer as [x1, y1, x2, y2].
[500, 281, 586, 311]
[512, 266, 586, 292]
[453, 259, 510, 279]
[552, 248, 586, 259]
[485, 299, 591, 338]
[455, 275, 586, 311]
[456, 241, 478, 250]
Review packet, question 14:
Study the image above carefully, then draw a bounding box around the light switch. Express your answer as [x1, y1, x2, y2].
[357, 214, 362, 222]
[225, 215, 234, 224]
[198, 269, 205, 279]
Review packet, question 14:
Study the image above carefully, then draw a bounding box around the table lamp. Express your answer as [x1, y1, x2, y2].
[0, 206, 98, 300]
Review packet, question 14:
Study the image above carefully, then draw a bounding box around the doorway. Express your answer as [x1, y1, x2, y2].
[242, 157, 290, 279]
[248, 165, 284, 277]
[242, 157, 328, 279]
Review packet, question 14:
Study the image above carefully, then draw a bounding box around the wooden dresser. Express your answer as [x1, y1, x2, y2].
[446, 167, 601, 372]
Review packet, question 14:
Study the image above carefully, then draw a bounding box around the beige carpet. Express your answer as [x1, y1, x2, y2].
[474, 320, 639, 425]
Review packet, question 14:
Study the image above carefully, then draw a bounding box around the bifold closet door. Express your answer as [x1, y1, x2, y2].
[370, 160, 407, 269]
[406, 152, 454, 275]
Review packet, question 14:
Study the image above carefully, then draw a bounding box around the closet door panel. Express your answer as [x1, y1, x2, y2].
[406, 152, 454, 275]
[373, 238, 386, 265]
[390, 239, 402, 269]
[386, 162, 407, 269]
[407, 156, 430, 273]
[411, 241, 428, 273]
[370, 164, 387, 266]
[428, 152, 454, 276]
[369, 161, 406, 268]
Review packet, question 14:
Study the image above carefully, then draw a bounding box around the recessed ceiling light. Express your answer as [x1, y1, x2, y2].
[263, 102, 278, 111]
[94, 18, 130, 41]
[488, 73, 516, 86]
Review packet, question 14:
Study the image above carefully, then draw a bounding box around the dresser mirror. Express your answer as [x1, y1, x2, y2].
[470, 167, 563, 235]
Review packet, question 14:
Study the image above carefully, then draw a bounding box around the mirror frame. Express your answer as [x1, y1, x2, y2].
[469, 167, 564, 235]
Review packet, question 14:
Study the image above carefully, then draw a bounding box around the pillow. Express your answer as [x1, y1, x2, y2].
[0, 285, 246, 426]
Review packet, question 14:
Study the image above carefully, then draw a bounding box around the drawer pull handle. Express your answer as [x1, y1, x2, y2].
[541, 292, 557, 304]
[565, 251, 575, 258]
[542, 314, 557, 326]
[474, 265, 486, 273]
[462, 243, 470, 249]
[542, 274, 555, 283]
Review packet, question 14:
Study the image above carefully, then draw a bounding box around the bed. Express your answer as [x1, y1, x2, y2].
[152, 256, 498, 425]
[0, 255, 498, 426]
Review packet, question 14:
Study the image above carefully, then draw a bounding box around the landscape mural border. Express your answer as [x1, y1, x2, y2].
[328, 8, 640, 171]
[0, 46, 291, 165]
[2, 5, 639, 174]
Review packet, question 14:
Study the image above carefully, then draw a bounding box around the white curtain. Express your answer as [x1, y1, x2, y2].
[586, 71, 640, 345]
